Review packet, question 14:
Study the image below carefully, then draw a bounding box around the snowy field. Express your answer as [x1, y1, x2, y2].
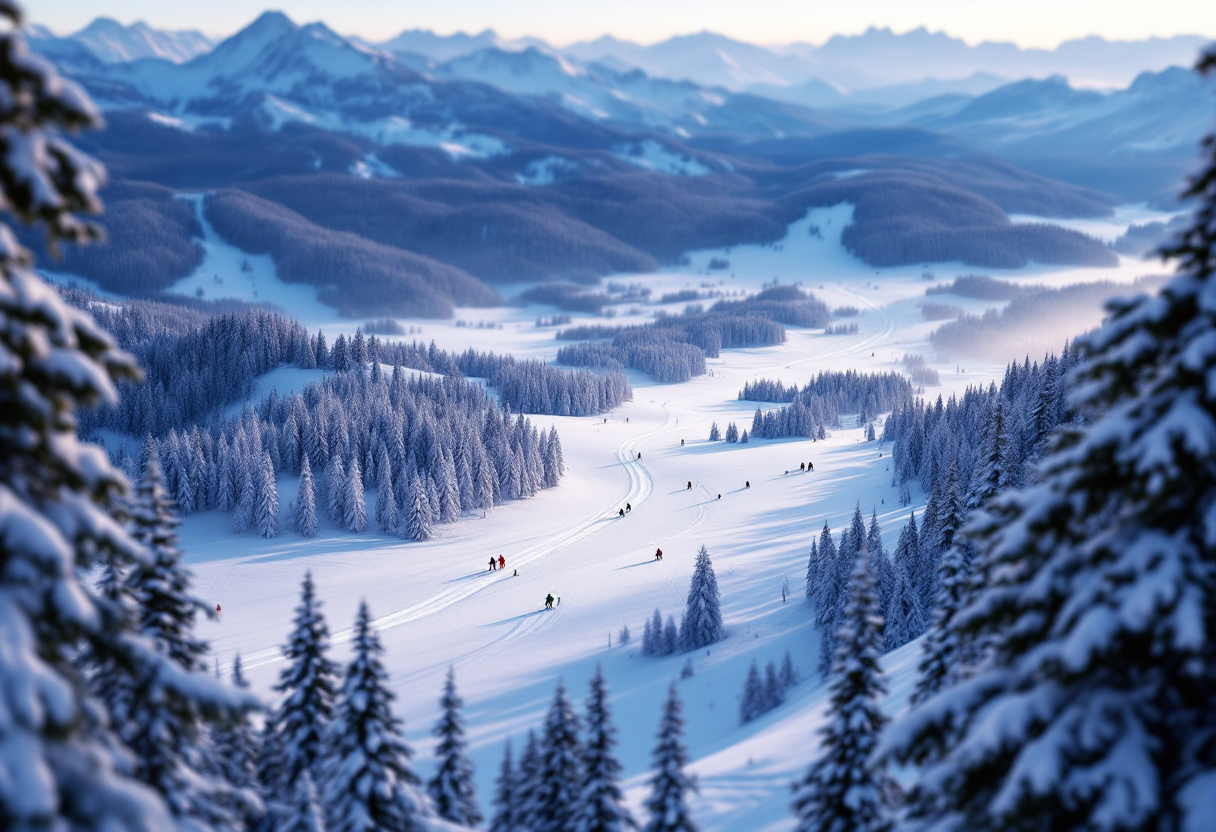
[118, 201, 1173, 830]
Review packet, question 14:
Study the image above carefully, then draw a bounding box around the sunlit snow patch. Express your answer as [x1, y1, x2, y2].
[614, 140, 709, 176]
[516, 156, 578, 186]
[349, 154, 400, 179]
[257, 99, 507, 160]
[165, 194, 336, 325]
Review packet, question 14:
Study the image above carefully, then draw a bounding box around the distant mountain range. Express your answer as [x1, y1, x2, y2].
[21, 13, 1210, 318]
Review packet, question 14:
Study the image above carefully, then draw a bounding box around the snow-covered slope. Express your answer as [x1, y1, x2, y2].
[174, 200, 1169, 830]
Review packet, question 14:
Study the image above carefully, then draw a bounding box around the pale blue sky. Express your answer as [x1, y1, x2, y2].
[29, 0, 1216, 48]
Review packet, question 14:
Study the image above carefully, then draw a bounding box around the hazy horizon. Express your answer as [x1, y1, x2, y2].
[29, 0, 1216, 50]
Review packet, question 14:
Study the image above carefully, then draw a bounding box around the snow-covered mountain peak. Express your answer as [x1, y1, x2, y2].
[32, 16, 214, 64]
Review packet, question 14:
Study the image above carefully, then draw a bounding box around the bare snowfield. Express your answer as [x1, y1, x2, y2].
[153, 201, 1171, 830]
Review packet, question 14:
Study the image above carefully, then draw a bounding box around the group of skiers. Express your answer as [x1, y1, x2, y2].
[488, 554, 506, 571]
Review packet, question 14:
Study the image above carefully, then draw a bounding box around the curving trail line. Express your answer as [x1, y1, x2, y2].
[240, 408, 670, 671]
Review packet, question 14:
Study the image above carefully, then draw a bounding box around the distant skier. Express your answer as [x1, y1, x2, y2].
[680, 439, 685, 447]
[637, 452, 642, 460]
[499, 554, 506, 570]
[545, 593, 555, 610]
[618, 508, 625, 518]
[489, 557, 497, 571]
[626, 503, 632, 513]
[809, 462, 814, 471]
[216, 604, 221, 615]
[745, 481, 750, 489]
[717, 493, 721, 500]
[800, 462, 805, 471]
[687, 480, 692, 490]
[655, 548, 663, 561]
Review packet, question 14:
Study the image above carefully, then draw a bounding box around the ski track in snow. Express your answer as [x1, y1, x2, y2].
[240, 406, 672, 672]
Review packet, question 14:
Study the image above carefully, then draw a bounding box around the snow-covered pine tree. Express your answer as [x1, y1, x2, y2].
[791, 551, 895, 832]
[547, 425, 564, 483]
[888, 513, 925, 646]
[763, 661, 784, 710]
[427, 667, 481, 827]
[573, 666, 637, 832]
[296, 453, 319, 538]
[739, 660, 763, 724]
[642, 685, 698, 832]
[663, 615, 679, 656]
[258, 450, 280, 538]
[968, 397, 1011, 510]
[883, 562, 924, 653]
[264, 572, 340, 807]
[325, 453, 347, 523]
[212, 654, 264, 830]
[815, 522, 841, 676]
[708, 422, 721, 441]
[350, 328, 367, 367]
[779, 651, 797, 690]
[376, 446, 398, 534]
[0, 50, 182, 812]
[534, 681, 583, 832]
[804, 539, 819, 601]
[909, 539, 972, 704]
[883, 51, 1216, 832]
[619, 624, 631, 646]
[488, 740, 520, 832]
[725, 422, 738, 442]
[642, 614, 655, 656]
[867, 509, 894, 621]
[280, 771, 327, 832]
[403, 472, 434, 541]
[324, 601, 430, 832]
[679, 545, 724, 651]
[343, 456, 368, 532]
[125, 446, 256, 828]
[233, 457, 255, 533]
[740, 429, 749, 444]
[515, 730, 543, 832]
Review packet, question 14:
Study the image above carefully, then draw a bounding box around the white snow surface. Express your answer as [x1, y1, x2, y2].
[614, 140, 711, 176]
[138, 201, 1163, 831]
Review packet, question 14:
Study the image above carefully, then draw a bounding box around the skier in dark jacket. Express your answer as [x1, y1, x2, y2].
[545, 593, 555, 610]
[655, 548, 663, 561]
[618, 508, 625, 518]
